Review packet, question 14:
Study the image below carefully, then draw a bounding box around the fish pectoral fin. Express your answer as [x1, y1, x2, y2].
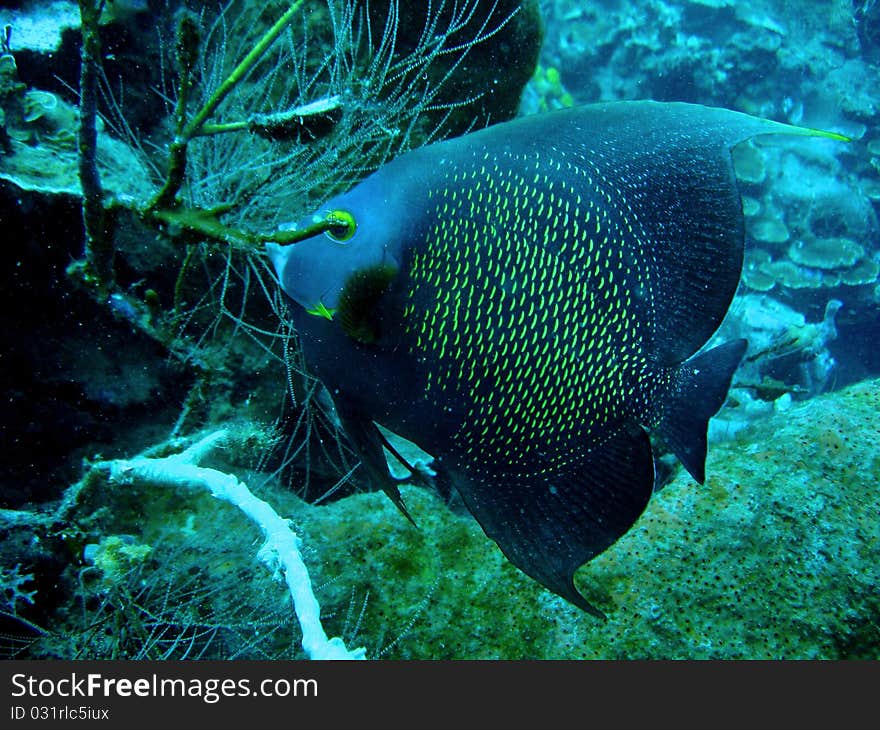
[450, 421, 655, 617]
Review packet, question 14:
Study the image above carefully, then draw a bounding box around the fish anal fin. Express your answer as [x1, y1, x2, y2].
[450, 422, 654, 616]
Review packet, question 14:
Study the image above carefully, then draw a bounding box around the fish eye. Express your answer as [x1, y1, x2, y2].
[324, 209, 357, 242]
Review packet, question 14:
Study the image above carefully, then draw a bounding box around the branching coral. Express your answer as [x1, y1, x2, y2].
[96, 429, 365, 659]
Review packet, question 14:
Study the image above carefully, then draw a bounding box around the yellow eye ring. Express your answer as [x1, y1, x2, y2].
[325, 209, 357, 242]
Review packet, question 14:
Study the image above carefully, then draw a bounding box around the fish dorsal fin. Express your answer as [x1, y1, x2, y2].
[582, 103, 844, 364]
[520, 102, 846, 365]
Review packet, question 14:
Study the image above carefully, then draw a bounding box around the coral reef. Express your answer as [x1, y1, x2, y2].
[0, 77, 152, 197]
[0, 0, 877, 662]
[0, 2, 82, 55]
[11, 378, 877, 659]
[1, 563, 37, 615]
[703, 292, 845, 442]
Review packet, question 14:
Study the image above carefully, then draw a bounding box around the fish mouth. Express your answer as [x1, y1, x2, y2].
[266, 241, 339, 313]
[265, 242, 287, 281]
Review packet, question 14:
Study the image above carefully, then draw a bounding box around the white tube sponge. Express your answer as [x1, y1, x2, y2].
[104, 429, 365, 660]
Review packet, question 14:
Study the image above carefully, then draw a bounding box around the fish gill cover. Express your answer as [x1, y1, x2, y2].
[0, 0, 876, 659]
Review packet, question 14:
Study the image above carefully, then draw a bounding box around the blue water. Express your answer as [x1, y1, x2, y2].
[0, 0, 877, 660]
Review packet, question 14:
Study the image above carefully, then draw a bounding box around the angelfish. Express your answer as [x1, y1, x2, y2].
[267, 101, 845, 615]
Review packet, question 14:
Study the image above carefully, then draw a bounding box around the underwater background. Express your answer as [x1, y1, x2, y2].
[0, 0, 877, 659]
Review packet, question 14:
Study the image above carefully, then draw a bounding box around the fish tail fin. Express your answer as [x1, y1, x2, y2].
[655, 338, 747, 484]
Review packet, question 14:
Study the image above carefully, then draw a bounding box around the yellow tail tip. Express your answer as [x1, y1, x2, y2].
[805, 127, 851, 143]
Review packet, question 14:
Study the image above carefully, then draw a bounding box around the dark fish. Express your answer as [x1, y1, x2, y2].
[267, 101, 845, 615]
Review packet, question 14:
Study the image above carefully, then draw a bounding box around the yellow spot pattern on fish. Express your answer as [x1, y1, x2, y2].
[402, 150, 668, 476]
